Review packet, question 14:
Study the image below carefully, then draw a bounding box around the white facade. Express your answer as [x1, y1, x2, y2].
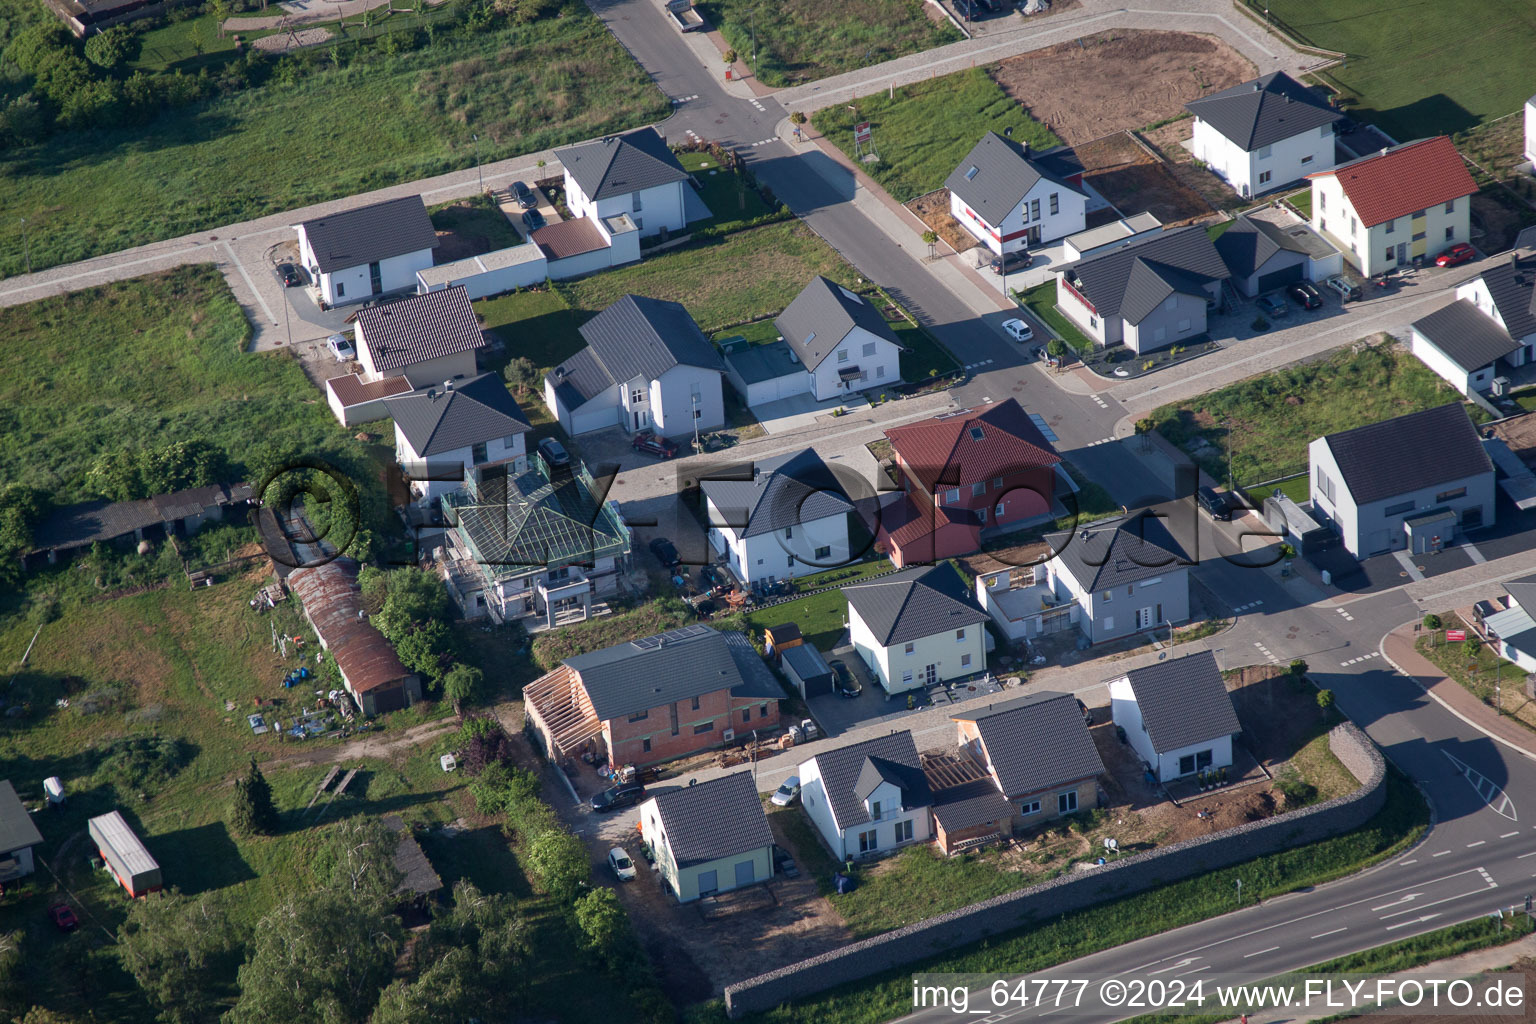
[1043, 558, 1190, 645]
[1525, 96, 1536, 166]
[706, 500, 850, 586]
[565, 172, 687, 239]
[1108, 676, 1234, 781]
[544, 364, 724, 438]
[1408, 330, 1496, 396]
[639, 799, 773, 903]
[949, 178, 1086, 256]
[727, 366, 810, 407]
[798, 758, 933, 862]
[355, 327, 479, 390]
[848, 606, 987, 694]
[394, 427, 527, 504]
[1192, 119, 1335, 198]
[1310, 177, 1472, 277]
[296, 228, 434, 309]
[808, 325, 902, 402]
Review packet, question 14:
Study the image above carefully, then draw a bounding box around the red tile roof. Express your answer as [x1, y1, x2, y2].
[325, 373, 413, 408]
[1309, 136, 1477, 228]
[884, 399, 1060, 495]
[532, 218, 609, 260]
[877, 496, 980, 564]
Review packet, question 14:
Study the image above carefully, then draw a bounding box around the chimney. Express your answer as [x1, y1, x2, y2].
[1253, 82, 1261, 91]
[1285, 94, 1292, 103]
[427, 388, 437, 401]
[444, 379, 454, 392]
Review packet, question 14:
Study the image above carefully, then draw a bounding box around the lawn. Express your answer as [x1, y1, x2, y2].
[810, 68, 1061, 203]
[0, 7, 670, 277]
[1416, 614, 1536, 735]
[1283, 187, 1312, 219]
[1152, 341, 1474, 487]
[477, 286, 588, 373]
[678, 150, 776, 230]
[696, 0, 960, 88]
[1017, 281, 1094, 354]
[0, 266, 390, 509]
[1252, 0, 1536, 139]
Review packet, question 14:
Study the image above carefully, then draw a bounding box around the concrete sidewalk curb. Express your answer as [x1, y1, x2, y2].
[1377, 623, 1536, 766]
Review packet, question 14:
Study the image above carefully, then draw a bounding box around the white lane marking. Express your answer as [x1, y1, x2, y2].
[1516, 851, 1536, 859]
[1443, 750, 1519, 821]
[1244, 946, 1281, 958]
[1433, 850, 1451, 857]
[1147, 957, 1201, 975]
[1399, 859, 1418, 865]
[1385, 912, 1442, 931]
[1177, 965, 1212, 976]
[1502, 831, 1520, 838]
[1372, 893, 1423, 911]
[1467, 841, 1487, 848]
[1311, 927, 1348, 939]
[1378, 884, 1497, 920]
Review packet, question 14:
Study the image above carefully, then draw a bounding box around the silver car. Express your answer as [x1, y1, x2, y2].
[770, 775, 802, 807]
[607, 847, 636, 882]
[326, 333, 355, 362]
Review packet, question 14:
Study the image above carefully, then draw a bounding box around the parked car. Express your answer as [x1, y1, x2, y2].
[773, 847, 799, 877]
[828, 659, 861, 698]
[273, 262, 304, 287]
[1286, 280, 1324, 310]
[1197, 485, 1232, 521]
[990, 249, 1033, 275]
[1322, 275, 1362, 302]
[770, 775, 802, 807]
[1256, 293, 1288, 318]
[537, 437, 571, 467]
[591, 782, 646, 813]
[1001, 317, 1033, 343]
[632, 431, 679, 459]
[648, 536, 680, 568]
[607, 847, 637, 881]
[511, 180, 538, 210]
[1075, 697, 1093, 726]
[522, 208, 546, 233]
[47, 902, 78, 932]
[326, 333, 355, 362]
[1436, 242, 1476, 268]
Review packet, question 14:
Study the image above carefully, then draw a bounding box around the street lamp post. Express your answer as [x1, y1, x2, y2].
[1166, 618, 1175, 654]
[471, 133, 483, 193]
[692, 392, 702, 453]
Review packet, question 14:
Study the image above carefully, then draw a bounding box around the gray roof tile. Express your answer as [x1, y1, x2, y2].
[1411, 299, 1520, 374]
[648, 771, 774, 868]
[565, 625, 782, 722]
[702, 448, 853, 539]
[1184, 71, 1343, 152]
[355, 286, 487, 372]
[1046, 511, 1192, 593]
[555, 128, 690, 202]
[297, 195, 439, 274]
[549, 346, 613, 409]
[577, 295, 724, 387]
[952, 691, 1104, 798]
[944, 132, 1083, 227]
[842, 562, 988, 647]
[1505, 573, 1536, 614]
[1319, 403, 1492, 506]
[1058, 226, 1230, 322]
[1213, 216, 1311, 278]
[1475, 256, 1536, 342]
[1116, 650, 1240, 754]
[384, 373, 529, 457]
[804, 731, 930, 831]
[0, 780, 42, 853]
[774, 277, 902, 371]
[930, 777, 1015, 833]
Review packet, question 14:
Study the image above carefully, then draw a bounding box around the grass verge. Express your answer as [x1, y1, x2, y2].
[1017, 282, 1095, 355]
[1415, 615, 1536, 734]
[810, 68, 1061, 203]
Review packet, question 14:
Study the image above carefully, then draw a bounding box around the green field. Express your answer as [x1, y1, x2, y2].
[1253, 0, 1536, 138]
[1152, 342, 1472, 487]
[697, 0, 960, 88]
[810, 68, 1061, 203]
[0, 266, 385, 506]
[0, 7, 669, 277]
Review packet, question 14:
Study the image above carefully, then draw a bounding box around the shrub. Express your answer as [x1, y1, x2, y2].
[84, 27, 140, 71]
[96, 737, 190, 796]
[456, 715, 516, 775]
[1275, 769, 1318, 808]
[524, 826, 589, 898]
[1423, 613, 1442, 631]
[1316, 688, 1336, 710]
[1289, 658, 1309, 678]
[1252, 316, 1270, 331]
[230, 758, 279, 836]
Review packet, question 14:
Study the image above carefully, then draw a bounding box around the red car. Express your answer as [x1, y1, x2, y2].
[631, 431, 678, 460]
[47, 902, 79, 932]
[1435, 243, 1476, 268]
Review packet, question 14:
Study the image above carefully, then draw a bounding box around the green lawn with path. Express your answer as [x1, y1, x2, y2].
[810, 68, 1061, 203]
[1253, 0, 1536, 138]
[1017, 281, 1094, 354]
[0, 7, 669, 277]
[697, 0, 960, 88]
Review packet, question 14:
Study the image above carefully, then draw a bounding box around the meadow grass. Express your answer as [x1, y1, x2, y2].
[810, 68, 1061, 202]
[697, 0, 960, 88]
[1253, 0, 1536, 139]
[0, 9, 669, 277]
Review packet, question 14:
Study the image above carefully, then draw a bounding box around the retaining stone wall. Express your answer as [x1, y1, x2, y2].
[724, 723, 1386, 1017]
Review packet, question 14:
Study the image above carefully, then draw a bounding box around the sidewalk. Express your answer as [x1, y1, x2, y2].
[1380, 623, 1536, 765]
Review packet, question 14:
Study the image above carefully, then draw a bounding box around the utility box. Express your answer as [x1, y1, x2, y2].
[89, 811, 162, 898]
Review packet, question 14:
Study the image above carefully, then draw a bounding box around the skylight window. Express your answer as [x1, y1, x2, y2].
[969, 426, 985, 441]
[838, 286, 862, 303]
[964, 165, 980, 180]
[804, 331, 816, 345]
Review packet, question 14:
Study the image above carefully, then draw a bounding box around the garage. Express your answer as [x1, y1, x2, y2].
[782, 644, 833, 699]
[1255, 263, 1304, 293]
[722, 339, 810, 407]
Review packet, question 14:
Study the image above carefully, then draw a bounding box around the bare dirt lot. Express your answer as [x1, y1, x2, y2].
[1073, 131, 1216, 226]
[906, 189, 979, 255]
[990, 30, 1254, 144]
[1143, 119, 1251, 213]
[1491, 410, 1536, 461]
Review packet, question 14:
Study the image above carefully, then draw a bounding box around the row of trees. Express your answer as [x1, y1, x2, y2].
[359, 566, 483, 706]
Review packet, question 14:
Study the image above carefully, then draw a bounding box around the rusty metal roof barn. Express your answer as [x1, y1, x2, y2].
[288, 558, 412, 695]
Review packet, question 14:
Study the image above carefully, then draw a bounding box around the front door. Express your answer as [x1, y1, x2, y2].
[368, 260, 382, 295]
[698, 869, 718, 897]
[1027, 225, 1042, 245]
[923, 664, 937, 687]
[1394, 243, 1407, 266]
[1135, 607, 1153, 630]
[633, 409, 649, 430]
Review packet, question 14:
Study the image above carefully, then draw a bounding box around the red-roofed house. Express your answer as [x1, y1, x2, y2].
[876, 399, 1060, 566]
[1307, 136, 1477, 277]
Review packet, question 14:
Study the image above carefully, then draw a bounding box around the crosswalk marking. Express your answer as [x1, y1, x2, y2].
[671, 94, 700, 104]
[1089, 393, 1109, 409]
[1252, 641, 1280, 665]
[1339, 651, 1381, 667]
[963, 359, 994, 370]
[1336, 607, 1355, 622]
[1234, 600, 1264, 613]
[1084, 436, 1116, 446]
[749, 137, 777, 147]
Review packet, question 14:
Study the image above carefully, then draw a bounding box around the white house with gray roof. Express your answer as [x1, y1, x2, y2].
[1410, 249, 1536, 395]
[0, 780, 43, 882]
[554, 128, 692, 239]
[384, 372, 530, 504]
[798, 731, 933, 861]
[719, 336, 811, 407]
[945, 132, 1087, 256]
[296, 195, 440, 308]
[951, 691, 1103, 827]
[1214, 212, 1343, 297]
[1186, 72, 1343, 198]
[1309, 403, 1495, 558]
[703, 448, 853, 586]
[544, 294, 725, 437]
[1109, 651, 1240, 781]
[640, 772, 775, 903]
[1042, 510, 1193, 645]
[773, 277, 904, 401]
[354, 285, 487, 388]
[1479, 574, 1536, 675]
[844, 562, 990, 694]
[1053, 226, 1230, 353]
